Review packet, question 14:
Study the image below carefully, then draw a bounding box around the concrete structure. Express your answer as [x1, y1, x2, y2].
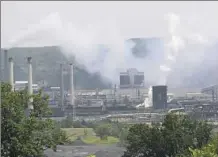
[152, 85, 167, 109]
[0, 50, 2, 82]
[8, 57, 14, 91]
[69, 63, 76, 120]
[69, 63, 74, 106]
[27, 57, 33, 109]
[119, 68, 144, 89]
[60, 63, 64, 107]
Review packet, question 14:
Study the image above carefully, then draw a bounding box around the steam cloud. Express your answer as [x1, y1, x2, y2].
[5, 12, 218, 87]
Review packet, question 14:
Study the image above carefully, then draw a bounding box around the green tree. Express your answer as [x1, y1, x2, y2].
[122, 113, 213, 157]
[84, 128, 88, 136]
[60, 115, 73, 128]
[1, 83, 66, 157]
[119, 128, 129, 147]
[94, 124, 111, 140]
[110, 122, 123, 138]
[189, 134, 218, 157]
[123, 124, 165, 157]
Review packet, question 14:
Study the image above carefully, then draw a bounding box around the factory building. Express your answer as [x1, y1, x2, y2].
[119, 68, 144, 89]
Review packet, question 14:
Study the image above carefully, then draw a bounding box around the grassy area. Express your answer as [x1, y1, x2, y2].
[61, 128, 119, 144]
[82, 136, 119, 145]
[61, 128, 95, 142]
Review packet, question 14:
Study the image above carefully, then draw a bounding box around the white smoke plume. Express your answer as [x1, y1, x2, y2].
[5, 12, 164, 85]
[159, 13, 217, 87]
[5, 12, 218, 87]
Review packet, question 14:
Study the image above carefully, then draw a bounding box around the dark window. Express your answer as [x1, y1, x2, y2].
[120, 75, 130, 85]
[134, 75, 144, 85]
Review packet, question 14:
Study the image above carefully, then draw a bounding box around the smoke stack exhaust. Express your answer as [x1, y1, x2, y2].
[27, 57, 33, 109]
[4, 50, 8, 82]
[69, 63, 74, 106]
[8, 57, 14, 91]
[60, 63, 64, 107]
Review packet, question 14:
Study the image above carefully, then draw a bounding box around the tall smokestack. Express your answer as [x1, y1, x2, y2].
[27, 57, 33, 109]
[69, 63, 74, 106]
[8, 57, 14, 91]
[60, 63, 64, 107]
[0, 50, 2, 82]
[69, 63, 76, 121]
[4, 50, 8, 82]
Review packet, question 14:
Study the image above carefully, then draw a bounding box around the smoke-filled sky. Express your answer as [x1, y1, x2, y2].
[1, 1, 218, 47]
[1, 1, 218, 87]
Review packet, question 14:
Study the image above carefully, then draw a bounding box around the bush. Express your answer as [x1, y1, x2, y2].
[189, 133, 218, 157]
[94, 124, 111, 139]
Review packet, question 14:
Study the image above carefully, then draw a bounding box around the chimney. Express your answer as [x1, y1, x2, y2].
[69, 63, 74, 106]
[27, 57, 33, 109]
[4, 50, 8, 82]
[0, 50, 2, 82]
[60, 63, 64, 107]
[8, 57, 14, 91]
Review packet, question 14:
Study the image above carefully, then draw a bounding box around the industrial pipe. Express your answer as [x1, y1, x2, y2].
[27, 57, 33, 109]
[8, 57, 14, 91]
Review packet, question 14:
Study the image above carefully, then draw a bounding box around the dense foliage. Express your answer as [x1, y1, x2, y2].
[189, 134, 218, 157]
[122, 113, 213, 157]
[1, 83, 67, 157]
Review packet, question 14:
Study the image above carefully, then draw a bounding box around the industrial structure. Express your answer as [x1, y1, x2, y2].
[201, 84, 218, 101]
[1, 49, 218, 122]
[8, 57, 14, 91]
[119, 68, 144, 88]
[152, 85, 167, 110]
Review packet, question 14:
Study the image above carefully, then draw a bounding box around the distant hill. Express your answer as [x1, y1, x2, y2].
[1, 46, 109, 90]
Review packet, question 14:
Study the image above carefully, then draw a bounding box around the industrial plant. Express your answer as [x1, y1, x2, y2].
[1, 48, 218, 124]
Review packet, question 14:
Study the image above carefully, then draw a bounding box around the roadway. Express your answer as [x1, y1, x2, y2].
[44, 145, 125, 157]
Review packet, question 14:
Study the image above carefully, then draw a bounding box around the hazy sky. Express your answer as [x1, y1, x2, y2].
[1, 1, 218, 47]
